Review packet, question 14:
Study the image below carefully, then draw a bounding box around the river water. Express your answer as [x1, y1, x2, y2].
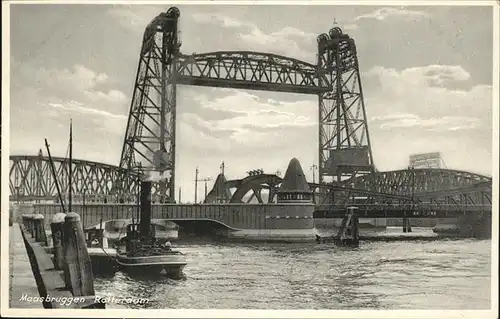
[94, 228, 491, 310]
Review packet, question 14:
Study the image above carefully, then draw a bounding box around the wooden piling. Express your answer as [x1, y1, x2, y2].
[403, 217, 412, 233]
[33, 214, 47, 245]
[347, 206, 360, 247]
[62, 212, 95, 296]
[22, 214, 29, 228]
[50, 212, 66, 270]
[334, 206, 359, 247]
[27, 214, 35, 238]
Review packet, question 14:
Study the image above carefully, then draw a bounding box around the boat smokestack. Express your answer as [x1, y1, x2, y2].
[139, 180, 153, 239]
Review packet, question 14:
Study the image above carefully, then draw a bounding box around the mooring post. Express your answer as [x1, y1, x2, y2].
[51, 212, 67, 270]
[22, 214, 29, 228]
[347, 206, 360, 247]
[62, 212, 95, 296]
[28, 214, 35, 238]
[33, 214, 48, 245]
[403, 216, 412, 233]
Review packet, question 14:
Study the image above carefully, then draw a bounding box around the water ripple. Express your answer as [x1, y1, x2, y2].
[94, 239, 491, 309]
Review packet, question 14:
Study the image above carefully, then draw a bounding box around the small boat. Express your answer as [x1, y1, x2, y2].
[83, 181, 187, 278]
[85, 218, 179, 248]
[114, 222, 187, 278]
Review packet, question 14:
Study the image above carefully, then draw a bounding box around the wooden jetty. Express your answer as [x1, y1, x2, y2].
[8, 211, 105, 309]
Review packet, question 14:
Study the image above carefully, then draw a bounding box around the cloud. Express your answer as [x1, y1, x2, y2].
[48, 101, 126, 120]
[400, 64, 470, 86]
[174, 88, 317, 174]
[362, 64, 492, 174]
[190, 89, 316, 131]
[106, 5, 164, 33]
[191, 13, 316, 62]
[371, 113, 481, 132]
[10, 62, 130, 163]
[13, 62, 128, 109]
[340, 7, 431, 34]
[363, 64, 491, 120]
[191, 13, 253, 29]
[354, 7, 430, 22]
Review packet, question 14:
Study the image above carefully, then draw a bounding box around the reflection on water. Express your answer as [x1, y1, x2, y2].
[94, 233, 491, 309]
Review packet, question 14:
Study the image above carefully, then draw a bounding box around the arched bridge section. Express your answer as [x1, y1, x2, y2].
[176, 51, 328, 94]
[220, 169, 492, 208]
[9, 154, 492, 209]
[346, 168, 492, 206]
[347, 168, 491, 195]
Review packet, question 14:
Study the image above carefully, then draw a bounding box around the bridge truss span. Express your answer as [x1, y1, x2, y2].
[9, 155, 166, 202]
[219, 169, 492, 210]
[177, 51, 327, 94]
[348, 168, 492, 196]
[9, 7, 493, 215]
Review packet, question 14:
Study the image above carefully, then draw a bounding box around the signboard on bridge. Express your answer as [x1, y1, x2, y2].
[409, 152, 442, 169]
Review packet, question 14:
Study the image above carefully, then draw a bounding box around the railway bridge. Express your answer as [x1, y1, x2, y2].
[8, 7, 492, 240]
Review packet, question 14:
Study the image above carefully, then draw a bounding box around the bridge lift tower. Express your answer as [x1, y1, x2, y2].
[118, 7, 181, 200]
[117, 7, 374, 202]
[316, 28, 374, 203]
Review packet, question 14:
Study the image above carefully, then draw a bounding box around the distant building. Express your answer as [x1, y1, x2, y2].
[409, 152, 443, 169]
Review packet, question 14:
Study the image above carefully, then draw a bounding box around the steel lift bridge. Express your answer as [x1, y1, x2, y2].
[9, 7, 492, 213]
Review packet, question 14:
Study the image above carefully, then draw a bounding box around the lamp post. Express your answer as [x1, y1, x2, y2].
[194, 166, 199, 204]
[310, 163, 318, 184]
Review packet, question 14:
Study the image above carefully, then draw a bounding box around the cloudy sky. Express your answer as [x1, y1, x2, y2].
[9, 3, 495, 202]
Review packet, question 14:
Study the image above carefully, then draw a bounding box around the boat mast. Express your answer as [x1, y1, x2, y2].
[68, 119, 73, 212]
[45, 138, 66, 214]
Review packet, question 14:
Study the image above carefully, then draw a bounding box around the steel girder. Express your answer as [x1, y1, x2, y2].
[119, 7, 181, 200]
[223, 169, 492, 210]
[9, 155, 168, 202]
[347, 168, 491, 196]
[317, 28, 374, 188]
[345, 168, 492, 208]
[227, 174, 282, 203]
[9, 154, 492, 211]
[176, 51, 328, 94]
[223, 173, 411, 204]
[9, 155, 136, 201]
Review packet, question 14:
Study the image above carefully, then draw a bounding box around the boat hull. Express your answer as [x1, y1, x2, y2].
[116, 253, 187, 278]
[87, 247, 118, 274]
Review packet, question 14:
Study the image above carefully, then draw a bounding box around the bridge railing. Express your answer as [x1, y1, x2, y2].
[314, 203, 491, 212]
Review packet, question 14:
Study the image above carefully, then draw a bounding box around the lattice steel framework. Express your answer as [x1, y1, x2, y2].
[10, 155, 137, 201]
[119, 7, 181, 200]
[9, 7, 493, 212]
[8, 155, 492, 210]
[221, 170, 492, 209]
[118, 8, 336, 202]
[317, 27, 374, 187]
[348, 168, 491, 195]
[176, 51, 325, 94]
